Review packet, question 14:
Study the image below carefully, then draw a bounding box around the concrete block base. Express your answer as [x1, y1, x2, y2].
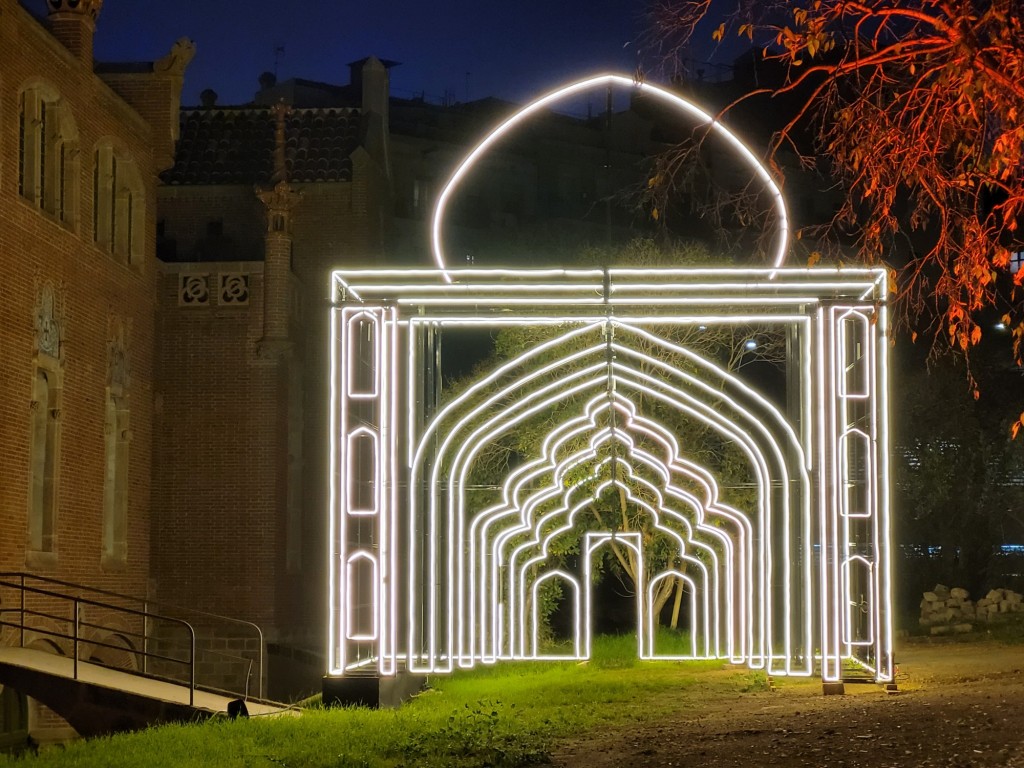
[322, 672, 425, 709]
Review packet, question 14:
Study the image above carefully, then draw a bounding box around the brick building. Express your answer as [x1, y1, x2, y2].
[0, 0, 191, 745]
[153, 58, 392, 698]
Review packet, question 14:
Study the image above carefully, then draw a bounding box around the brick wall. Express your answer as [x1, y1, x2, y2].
[153, 169, 384, 679]
[0, 0, 175, 609]
[152, 261, 286, 628]
[0, 0, 188, 742]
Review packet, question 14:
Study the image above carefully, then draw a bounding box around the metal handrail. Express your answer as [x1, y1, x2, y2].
[0, 573, 272, 708]
[0, 615, 196, 672]
[0, 608, 189, 668]
[0, 581, 196, 708]
[0, 572, 265, 699]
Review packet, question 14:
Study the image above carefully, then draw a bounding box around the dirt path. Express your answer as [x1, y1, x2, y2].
[553, 642, 1024, 767]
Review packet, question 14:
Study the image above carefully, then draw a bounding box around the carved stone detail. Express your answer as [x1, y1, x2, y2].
[107, 316, 131, 390]
[257, 181, 302, 234]
[219, 273, 250, 305]
[179, 274, 210, 306]
[34, 282, 63, 360]
[154, 38, 197, 77]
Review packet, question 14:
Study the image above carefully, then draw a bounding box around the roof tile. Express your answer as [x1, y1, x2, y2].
[162, 106, 361, 186]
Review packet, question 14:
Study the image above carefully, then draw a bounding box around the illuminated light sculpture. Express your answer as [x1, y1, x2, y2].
[326, 75, 894, 696]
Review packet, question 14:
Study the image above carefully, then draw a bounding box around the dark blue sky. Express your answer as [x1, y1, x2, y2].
[92, 1, 654, 108]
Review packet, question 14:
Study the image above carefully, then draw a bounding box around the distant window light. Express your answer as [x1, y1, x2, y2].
[413, 179, 431, 217]
[1011, 251, 1024, 274]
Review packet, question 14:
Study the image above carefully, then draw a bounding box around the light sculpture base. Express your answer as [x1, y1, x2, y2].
[322, 672, 425, 709]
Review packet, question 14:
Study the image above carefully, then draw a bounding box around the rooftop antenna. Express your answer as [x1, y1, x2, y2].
[273, 45, 285, 78]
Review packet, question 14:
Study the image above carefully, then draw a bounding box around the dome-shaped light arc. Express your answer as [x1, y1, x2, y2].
[430, 73, 790, 281]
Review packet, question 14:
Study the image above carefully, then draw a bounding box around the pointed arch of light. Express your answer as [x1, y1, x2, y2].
[430, 74, 790, 280]
[509, 472, 711, 659]
[345, 551, 379, 642]
[410, 327, 811, 673]
[840, 555, 875, 648]
[475, 399, 741, 661]
[647, 570, 700, 658]
[529, 569, 582, 659]
[429, 359, 774, 668]
[414, 337, 795, 670]
[508, 461, 713, 659]
[492, 437, 723, 659]
[500, 424, 730, 626]
[432, 331, 790, 606]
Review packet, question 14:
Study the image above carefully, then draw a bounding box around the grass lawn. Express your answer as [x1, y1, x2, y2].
[0, 633, 758, 768]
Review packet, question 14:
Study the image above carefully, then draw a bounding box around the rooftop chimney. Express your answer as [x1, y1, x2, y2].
[46, 0, 102, 68]
[259, 71, 277, 91]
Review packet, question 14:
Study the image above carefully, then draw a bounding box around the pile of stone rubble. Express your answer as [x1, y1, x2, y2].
[918, 584, 1023, 635]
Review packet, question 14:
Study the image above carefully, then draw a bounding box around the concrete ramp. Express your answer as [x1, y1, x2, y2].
[0, 647, 292, 737]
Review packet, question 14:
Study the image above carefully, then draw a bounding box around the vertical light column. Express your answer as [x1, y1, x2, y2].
[822, 305, 892, 681]
[330, 306, 393, 675]
[814, 306, 842, 682]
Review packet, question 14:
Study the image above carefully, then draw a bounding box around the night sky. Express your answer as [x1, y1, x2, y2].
[91, 0, 654, 108]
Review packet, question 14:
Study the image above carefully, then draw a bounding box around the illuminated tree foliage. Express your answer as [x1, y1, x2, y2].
[646, 0, 1024, 432]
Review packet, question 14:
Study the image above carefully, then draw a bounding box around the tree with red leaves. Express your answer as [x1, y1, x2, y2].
[646, 0, 1024, 434]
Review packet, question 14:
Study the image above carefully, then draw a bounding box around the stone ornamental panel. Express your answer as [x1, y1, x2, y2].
[218, 273, 250, 306]
[178, 274, 210, 306]
[34, 281, 62, 359]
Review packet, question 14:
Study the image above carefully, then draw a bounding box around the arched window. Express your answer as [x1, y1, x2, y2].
[19, 83, 78, 225]
[101, 389, 130, 567]
[93, 140, 144, 265]
[28, 366, 61, 558]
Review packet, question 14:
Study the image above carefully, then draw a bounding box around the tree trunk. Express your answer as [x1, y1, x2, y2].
[669, 577, 685, 630]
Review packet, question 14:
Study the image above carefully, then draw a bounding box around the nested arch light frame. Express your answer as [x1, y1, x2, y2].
[327, 74, 894, 684]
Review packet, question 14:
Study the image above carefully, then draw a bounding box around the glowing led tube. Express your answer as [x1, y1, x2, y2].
[430, 74, 790, 280]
